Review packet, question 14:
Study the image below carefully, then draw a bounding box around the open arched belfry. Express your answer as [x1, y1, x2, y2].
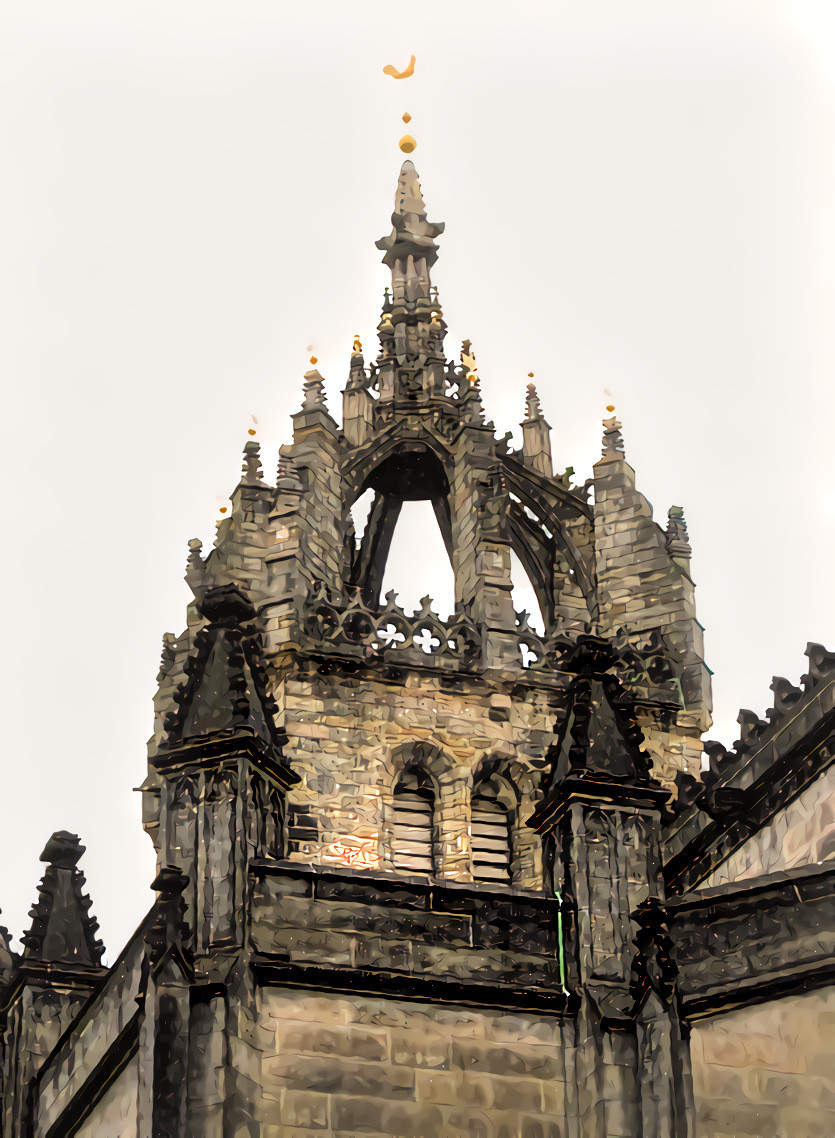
[1, 161, 833, 1138]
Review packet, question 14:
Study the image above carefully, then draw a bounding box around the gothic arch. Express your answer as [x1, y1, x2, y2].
[383, 741, 458, 877]
[342, 425, 453, 509]
[391, 766, 437, 875]
[500, 457, 597, 616]
[507, 501, 556, 627]
[388, 740, 455, 788]
[471, 753, 544, 891]
[471, 771, 516, 885]
[344, 431, 455, 606]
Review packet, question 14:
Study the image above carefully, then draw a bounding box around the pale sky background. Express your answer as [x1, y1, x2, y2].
[0, 0, 833, 960]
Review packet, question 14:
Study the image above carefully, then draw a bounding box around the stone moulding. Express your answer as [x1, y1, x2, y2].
[669, 861, 835, 1018]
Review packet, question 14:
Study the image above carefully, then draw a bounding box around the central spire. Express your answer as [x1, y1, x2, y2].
[375, 161, 447, 369]
[376, 160, 444, 303]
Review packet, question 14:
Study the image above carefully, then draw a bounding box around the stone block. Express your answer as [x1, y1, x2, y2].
[276, 1022, 390, 1063]
[264, 1053, 415, 1099]
[450, 1039, 562, 1080]
[330, 1094, 444, 1137]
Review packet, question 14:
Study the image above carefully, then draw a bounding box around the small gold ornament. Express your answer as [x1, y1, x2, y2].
[383, 55, 416, 80]
[606, 404, 615, 412]
[309, 355, 318, 365]
[399, 134, 417, 154]
[402, 112, 411, 123]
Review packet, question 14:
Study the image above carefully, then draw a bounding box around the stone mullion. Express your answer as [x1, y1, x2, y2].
[511, 792, 541, 890]
[437, 773, 469, 880]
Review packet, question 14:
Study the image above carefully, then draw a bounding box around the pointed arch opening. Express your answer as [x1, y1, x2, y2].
[349, 487, 376, 545]
[471, 775, 515, 885]
[379, 500, 455, 619]
[392, 767, 436, 875]
[348, 441, 455, 617]
[509, 547, 545, 635]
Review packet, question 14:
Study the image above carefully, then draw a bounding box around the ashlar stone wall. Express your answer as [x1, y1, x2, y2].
[702, 764, 835, 888]
[74, 1054, 139, 1138]
[691, 986, 835, 1138]
[279, 664, 554, 888]
[259, 987, 570, 1138]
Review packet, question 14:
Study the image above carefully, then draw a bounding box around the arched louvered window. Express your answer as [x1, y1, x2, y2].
[471, 780, 512, 885]
[392, 768, 435, 875]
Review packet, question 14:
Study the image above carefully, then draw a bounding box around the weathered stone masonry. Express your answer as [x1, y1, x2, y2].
[0, 159, 832, 1138]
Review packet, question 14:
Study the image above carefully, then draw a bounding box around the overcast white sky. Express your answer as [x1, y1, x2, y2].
[0, 0, 833, 960]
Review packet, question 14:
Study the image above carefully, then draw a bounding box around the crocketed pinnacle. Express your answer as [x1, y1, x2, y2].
[302, 367, 328, 411]
[665, 506, 692, 560]
[347, 337, 367, 391]
[241, 439, 264, 484]
[524, 383, 543, 422]
[21, 832, 105, 968]
[601, 415, 625, 457]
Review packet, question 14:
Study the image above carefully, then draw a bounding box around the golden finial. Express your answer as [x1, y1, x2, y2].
[399, 135, 417, 154]
[402, 112, 411, 123]
[353, 335, 362, 353]
[528, 371, 534, 378]
[606, 404, 615, 412]
[461, 340, 478, 384]
[309, 355, 318, 365]
[383, 55, 416, 80]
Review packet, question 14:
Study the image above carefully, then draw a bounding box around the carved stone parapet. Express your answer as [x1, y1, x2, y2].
[302, 584, 483, 670]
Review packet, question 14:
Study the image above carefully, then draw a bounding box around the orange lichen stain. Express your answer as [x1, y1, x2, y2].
[323, 836, 379, 870]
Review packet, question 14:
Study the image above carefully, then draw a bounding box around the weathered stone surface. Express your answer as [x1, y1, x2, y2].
[2, 155, 832, 1138]
[692, 988, 835, 1137]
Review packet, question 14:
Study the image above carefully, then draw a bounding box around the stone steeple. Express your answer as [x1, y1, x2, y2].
[376, 159, 444, 306]
[375, 160, 448, 395]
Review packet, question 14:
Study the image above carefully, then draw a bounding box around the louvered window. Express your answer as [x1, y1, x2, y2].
[392, 770, 435, 875]
[471, 784, 512, 884]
